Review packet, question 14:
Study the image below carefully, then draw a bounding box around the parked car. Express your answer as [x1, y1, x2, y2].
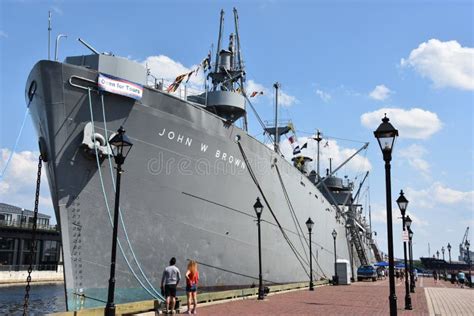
[357, 265, 377, 282]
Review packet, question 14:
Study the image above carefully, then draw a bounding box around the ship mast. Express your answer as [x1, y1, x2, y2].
[273, 82, 280, 153]
[48, 11, 52, 60]
[214, 9, 225, 76]
[314, 129, 322, 180]
[233, 8, 248, 131]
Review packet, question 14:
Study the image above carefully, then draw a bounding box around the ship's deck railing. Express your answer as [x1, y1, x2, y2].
[264, 119, 293, 128]
[146, 76, 206, 101]
[0, 219, 58, 231]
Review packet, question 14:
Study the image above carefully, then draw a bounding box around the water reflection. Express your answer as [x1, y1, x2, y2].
[0, 283, 65, 315]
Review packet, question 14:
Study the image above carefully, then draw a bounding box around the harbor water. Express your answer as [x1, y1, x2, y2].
[0, 283, 65, 315]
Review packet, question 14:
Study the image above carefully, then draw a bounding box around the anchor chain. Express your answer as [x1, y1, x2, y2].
[22, 155, 42, 316]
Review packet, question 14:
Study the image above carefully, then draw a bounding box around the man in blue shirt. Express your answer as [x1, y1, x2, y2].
[161, 257, 181, 314]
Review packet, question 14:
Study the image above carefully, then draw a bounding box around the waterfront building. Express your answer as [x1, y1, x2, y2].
[0, 203, 60, 269]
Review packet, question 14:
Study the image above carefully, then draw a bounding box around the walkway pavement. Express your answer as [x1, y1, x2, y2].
[183, 277, 471, 315]
[425, 286, 473, 316]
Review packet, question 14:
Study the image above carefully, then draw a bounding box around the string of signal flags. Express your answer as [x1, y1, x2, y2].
[165, 52, 264, 98]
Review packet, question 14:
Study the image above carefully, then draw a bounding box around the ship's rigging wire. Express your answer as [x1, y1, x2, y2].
[242, 93, 267, 133]
[87, 88, 163, 301]
[0, 107, 29, 181]
[275, 165, 310, 262]
[99, 93, 164, 300]
[236, 141, 310, 278]
[192, 259, 279, 284]
[274, 165, 328, 279]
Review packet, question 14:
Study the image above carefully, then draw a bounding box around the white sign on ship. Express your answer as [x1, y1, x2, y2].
[98, 73, 143, 100]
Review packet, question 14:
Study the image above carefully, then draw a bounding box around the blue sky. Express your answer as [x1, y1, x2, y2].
[1, 0, 473, 261]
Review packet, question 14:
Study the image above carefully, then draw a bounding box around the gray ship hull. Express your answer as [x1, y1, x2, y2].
[26, 60, 371, 310]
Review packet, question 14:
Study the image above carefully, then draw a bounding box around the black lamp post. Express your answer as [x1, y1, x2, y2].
[406, 217, 415, 293]
[306, 217, 315, 291]
[105, 126, 133, 316]
[436, 250, 439, 259]
[441, 246, 445, 261]
[332, 229, 338, 285]
[396, 190, 412, 310]
[374, 114, 399, 316]
[253, 197, 265, 300]
[466, 240, 471, 288]
[447, 243, 452, 264]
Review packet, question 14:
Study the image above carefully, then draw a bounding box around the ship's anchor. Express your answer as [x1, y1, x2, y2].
[22, 154, 42, 316]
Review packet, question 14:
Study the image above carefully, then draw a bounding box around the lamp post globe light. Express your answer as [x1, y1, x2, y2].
[441, 247, 445, 261]
[436, 250, 439, 259]
[306, 217, 315, 291]
[373, 114, 399, 316]
[332, 229, 338, 285]
[396, 190, 412, 310]
[105, 126, 133, 316]
[447, 243, 452, 264]
[406, 216, 415, 293]
[253, 197, 265, 300]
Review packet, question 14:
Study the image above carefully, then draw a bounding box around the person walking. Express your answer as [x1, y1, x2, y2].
[433, 270, 438, 284]
[161, 257, 181, 314]
[457, 271, 466, 288]
[185, 260, 199, 314]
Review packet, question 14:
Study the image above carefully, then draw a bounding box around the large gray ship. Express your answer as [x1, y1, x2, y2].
[25, 9, 378, 310]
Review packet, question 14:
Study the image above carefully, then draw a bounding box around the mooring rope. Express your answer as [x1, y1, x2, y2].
[99, 93, 164, 299]
[87, 88, 162, 300]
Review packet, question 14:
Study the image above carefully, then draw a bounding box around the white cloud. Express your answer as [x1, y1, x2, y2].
[369, 85, 392, 101]
[245, 79, 268, 102]
[0, 31, 7, 39]
[398, 144, 430, 178]
[279, 136, 372, 174]
[360, 107, 442, 139]
[406, 183, 474, 210]
[316, 89, 331, 102]
[0, 149, 54, 222]
[371, 203, 429, 227]
[401, 39, 474, 90]
[50, 6, 63, 16]
[278, 90, 298, 107]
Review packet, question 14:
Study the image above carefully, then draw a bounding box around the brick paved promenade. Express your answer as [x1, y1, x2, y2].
[186, 277, 471, 315]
